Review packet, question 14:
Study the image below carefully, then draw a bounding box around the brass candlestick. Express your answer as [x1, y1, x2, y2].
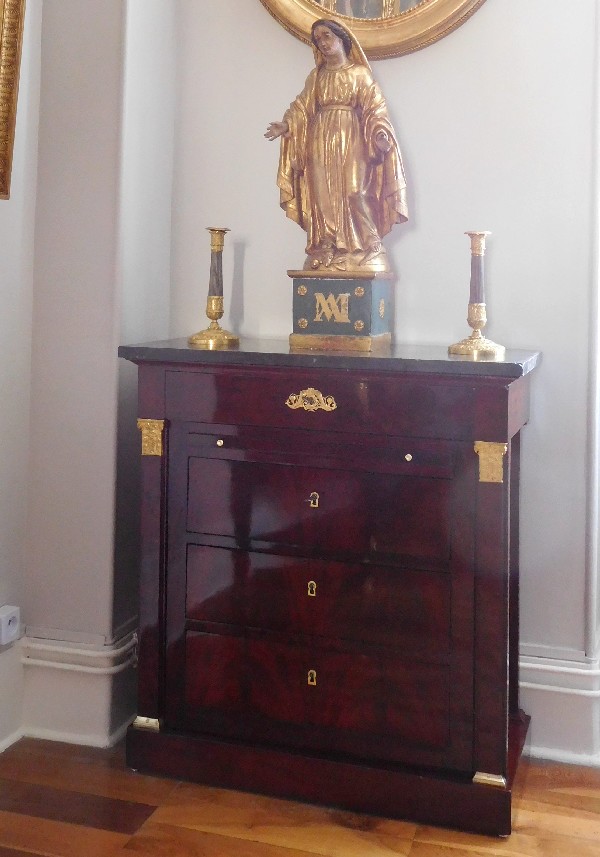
[448, 231, 505, 360]
[188, 227, 239, 349]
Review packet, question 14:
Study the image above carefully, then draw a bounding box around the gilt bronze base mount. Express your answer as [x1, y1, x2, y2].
[188, 296, 239, 350]
[448, 303, 505, 360]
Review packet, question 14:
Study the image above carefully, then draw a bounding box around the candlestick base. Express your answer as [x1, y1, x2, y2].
[188, 295, 239, 350]
[448, 330, 505, 360]
[448, 302, 505, 360]
[188, 322, 239, 350]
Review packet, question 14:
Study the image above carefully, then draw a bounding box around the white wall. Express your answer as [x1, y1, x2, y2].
[18, 0, 178, 747]
[26, 0, 125, 642]
[114, 0, 175, 644]
[170, 0, 600, 760]
[0, 0, 41, 748]
[21, 0, 136, 744]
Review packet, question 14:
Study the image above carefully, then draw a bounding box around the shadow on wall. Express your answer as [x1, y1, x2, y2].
[231, 241, 246, 335]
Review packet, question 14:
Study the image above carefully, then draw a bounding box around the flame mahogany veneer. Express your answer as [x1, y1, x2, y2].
[119, 338, 540, 836]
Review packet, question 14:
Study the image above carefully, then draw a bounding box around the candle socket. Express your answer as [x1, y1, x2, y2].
[188, 228, 239, 350]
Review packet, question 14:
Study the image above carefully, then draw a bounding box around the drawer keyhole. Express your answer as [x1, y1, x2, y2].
[307, 491, 320, 509]
[307, 669, 317, 686]
[307, 580, 317, 597]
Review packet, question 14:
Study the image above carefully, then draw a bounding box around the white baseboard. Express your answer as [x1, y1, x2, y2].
[24, 616, 139, 648]
[519, 652, 600, 764]
[520, 641, 588, 663]
[22, 717, 133, 749]
[0, 728, 24, 753]
[20, 631, 137, 747]
[525, 744, 600, 767]
[0, 639, 25, 750]
[21, 632, 137, 672]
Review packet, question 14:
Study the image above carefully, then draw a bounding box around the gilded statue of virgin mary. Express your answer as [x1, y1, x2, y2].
[265, 18, 408, 274]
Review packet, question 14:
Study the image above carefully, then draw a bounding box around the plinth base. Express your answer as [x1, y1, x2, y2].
[290, 273, 393, 353]
[127, 710, 529, 837]
[290, 332, 391, 352]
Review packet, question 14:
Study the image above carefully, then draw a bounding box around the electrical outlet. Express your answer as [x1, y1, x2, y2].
[0, 605, 20, 645]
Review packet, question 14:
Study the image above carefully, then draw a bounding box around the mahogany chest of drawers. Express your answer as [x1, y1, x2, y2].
[119, 337, 539, 835]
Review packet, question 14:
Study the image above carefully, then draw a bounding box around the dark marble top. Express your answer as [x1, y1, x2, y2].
[118, 337, 540, 379]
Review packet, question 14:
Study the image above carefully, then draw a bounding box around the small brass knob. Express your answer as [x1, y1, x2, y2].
[216, 439, 224, 447]
[405, 453, 412, 462]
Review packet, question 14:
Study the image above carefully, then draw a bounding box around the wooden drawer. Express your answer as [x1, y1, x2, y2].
[185, 545, 451, 654]
[186, 458, 453, 565]
[165, 366, 476, 440]
[183, 632, 452, 761]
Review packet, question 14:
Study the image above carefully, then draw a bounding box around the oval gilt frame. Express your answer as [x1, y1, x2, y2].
[0, 0, 26, 199]
[258, 0, 486, 60]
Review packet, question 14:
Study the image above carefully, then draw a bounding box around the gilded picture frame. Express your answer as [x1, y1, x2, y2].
[258, 0, 486, 60]
[0, 0, 26, 199]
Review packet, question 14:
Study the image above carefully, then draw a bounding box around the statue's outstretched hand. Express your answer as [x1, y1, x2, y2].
[265, 121, 289, 141]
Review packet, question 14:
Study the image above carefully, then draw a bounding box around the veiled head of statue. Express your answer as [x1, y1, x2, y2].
[311, 19, 352, 56]
[310, 18, 372, 71]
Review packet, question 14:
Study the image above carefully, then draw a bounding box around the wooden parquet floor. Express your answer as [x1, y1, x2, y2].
[0, 738, 599, 856]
